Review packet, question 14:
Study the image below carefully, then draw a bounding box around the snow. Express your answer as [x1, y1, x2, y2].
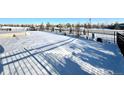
[88, 33, 116, 43]
[0, 26, 29, 31]
[0, 31, 124, 75]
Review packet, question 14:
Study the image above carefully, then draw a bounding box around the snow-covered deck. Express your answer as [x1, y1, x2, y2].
[0, 31, 124, 75]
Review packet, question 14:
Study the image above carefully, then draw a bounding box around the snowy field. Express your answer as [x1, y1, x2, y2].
[0, 31, 124, 75]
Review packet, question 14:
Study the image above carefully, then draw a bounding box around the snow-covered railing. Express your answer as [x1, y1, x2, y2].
[117, 33, 124, 56]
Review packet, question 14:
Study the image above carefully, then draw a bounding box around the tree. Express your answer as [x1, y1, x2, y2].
[75, 23, 80, 37]
[114, 22, 119, 29]
[29, 25, 35, 31]
[66, 23, 72, 34]
[39, 23, 44, 31]
[46, 22, 51, 31]
[58, 24, 63, 32]
[71, 24, 75, 35]
[100, 23, 105, 29]
[51, 24, 55, 32]
[66, 23, 71, 28]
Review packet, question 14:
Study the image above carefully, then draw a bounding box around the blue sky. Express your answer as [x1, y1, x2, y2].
[0, 18, 124, 24]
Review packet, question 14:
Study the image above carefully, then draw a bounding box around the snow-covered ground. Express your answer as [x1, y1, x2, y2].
[87, 33, 116, 43]
[0, 31, 124, 75]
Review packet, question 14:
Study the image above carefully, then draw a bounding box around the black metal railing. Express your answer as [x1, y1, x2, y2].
[117, 32, 124, 56]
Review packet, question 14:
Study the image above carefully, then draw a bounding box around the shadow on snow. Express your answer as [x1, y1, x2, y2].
[0, 45, 4, 74]
[0, 37, 124, 75]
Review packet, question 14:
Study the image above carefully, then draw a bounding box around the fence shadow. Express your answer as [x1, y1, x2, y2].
[0, 45, 4, 74]
[1, 38, 75, 75]
[40, 53, 90, 75]
[1, 38, 72, 59]
[69, 41, 124, 74]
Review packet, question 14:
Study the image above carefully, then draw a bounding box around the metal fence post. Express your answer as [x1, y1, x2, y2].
[114, 31, 115, 44]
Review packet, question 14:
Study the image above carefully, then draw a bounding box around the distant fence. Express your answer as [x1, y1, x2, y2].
[49, 28, 119, 44]
[117, 32, 124, 56]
